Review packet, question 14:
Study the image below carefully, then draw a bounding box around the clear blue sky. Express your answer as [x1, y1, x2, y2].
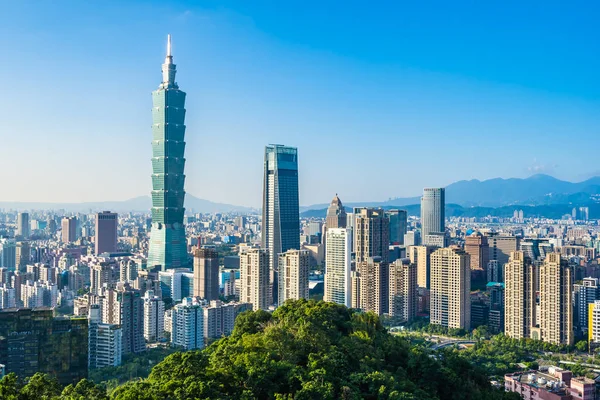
[1, 0, 599, 207]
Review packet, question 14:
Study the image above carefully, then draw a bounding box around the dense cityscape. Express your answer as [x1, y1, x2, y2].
[1, 15, 599, 400]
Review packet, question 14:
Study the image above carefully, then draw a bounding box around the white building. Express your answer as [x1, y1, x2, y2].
[158, 268, 194, 301]
[171, 297, 204, 350]
[143, 290, 165, 342]
[88, 305, 122, 368]
[0, 284, 16, 309]
[324, 228, 352, 307]
[203, 300, 251, 341]
[21, 280, 58, 308]
[278, 249, 310, 305]
[239, 248, 270, 310]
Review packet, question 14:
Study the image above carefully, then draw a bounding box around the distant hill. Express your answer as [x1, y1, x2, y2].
[0, 194, 255, 213]
[302, 174, 600, 211]
[301, 202, 600, 220]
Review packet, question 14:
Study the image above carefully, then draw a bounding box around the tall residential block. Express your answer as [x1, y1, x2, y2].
[17, 212, 30, 239]
[574, 278, 599, 336]
[261, 144, 300, 301]
[588, 300, 600, 346]
[352, 257, 389, 315]
[193, 248, 219, 301]
[389, 258, 417, 323]
[0, 239, 16, 271]
[239, 248, 270, 310]
[143, 290, 165, 343]
[147, 35, 188, 270]
[88, 305, 122, 369]
[420, 188, 445, 246]
[354, 208, 389, 263]
[95, 211, 118, 255]
[278, 249, 310, 305]
[387, 209, 408, 245]
[504, 251, 536, 339]
[487, 233, 519, 267]
[15, 241, 30, 271]
[203, 300, 252, 341]
[324, 227, 352, 307]
[430, 247, 471, 330]
[114, 288, 146, 354]
[61, 217, 77, 243]
[409, 245, 435, 289]
[326, 194, 347, 229]
[464, 232, 489, 279]
[539, 253, 573, 345]
[171, 297, 204, 350]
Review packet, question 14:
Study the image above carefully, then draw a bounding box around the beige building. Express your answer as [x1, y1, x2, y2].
[430, 247, 471, 330]
[193, 248, 219, 301]
[354, 208, 389, 264]
[504, 251, 536, 339]
[351, 257, 389, 315]
[239, 248, 270, 311]
[389, 258, 417, 323]
[278, 249, 310, 305]
[464, 232, 489, 277]
[409, 245, 435, 289]
[539, 253, 573, 345]
[486, 233, 519, 267]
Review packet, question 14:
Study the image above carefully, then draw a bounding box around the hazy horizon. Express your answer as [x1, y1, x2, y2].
[1, 2, 599, 207]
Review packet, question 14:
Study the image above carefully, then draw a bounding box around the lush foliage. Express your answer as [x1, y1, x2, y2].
[2, 300, 522, 399]
[111, 300, 515, 399]
[88, 346, 177, 389]
[457, 333, 570, 378]
[0, 373, 107, 400]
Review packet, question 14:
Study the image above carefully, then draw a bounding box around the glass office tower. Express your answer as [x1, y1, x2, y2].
[148, 35, 188, 270]
[261, 145, 300, 304]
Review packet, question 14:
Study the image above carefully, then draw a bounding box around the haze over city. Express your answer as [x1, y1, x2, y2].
[1, 1, 600, 207]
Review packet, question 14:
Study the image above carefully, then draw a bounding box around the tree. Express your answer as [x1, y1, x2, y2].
[0, 373, 21, 400]
[575, 340, 588, 353]
[60, 379, 108, 400]
[20, 373, 61, 400]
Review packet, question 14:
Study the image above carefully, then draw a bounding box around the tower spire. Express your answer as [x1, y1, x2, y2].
[161, 34, 177, 87]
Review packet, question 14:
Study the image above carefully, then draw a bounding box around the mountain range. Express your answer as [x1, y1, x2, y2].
[2, 174, 598, 214]
[302, 174, 600, 211]
[0, 194, 256, 214]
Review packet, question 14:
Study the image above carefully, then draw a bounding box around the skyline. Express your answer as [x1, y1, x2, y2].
[1, 2, 600, 207]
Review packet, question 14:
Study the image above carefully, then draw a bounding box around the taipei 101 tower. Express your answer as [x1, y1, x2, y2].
[147, 35, 188, 270]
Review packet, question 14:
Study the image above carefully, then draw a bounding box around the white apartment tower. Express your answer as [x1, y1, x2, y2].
[324, 227, 352, 307]
[278, 249, 310, 305]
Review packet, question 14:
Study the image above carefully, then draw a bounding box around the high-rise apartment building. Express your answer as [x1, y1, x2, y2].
[158, 268, 193, 301]
[326, 194, 347, 229]
[171, 297, 204, 350]
[574, 278, 599, 336]
[324, 227, 352, 307]
[420, 188, 445, 246]
[193, 248, 219, 301]
[354, 208, 389, 264]
[17, 212, 30, 239]
[95, 211, 118, 255]
[114, 288, 146, 354]
[430, 247, 471, 330]
[387, 210, 408, 245]
[203, 300, 252, 341]
[389, 258, 417, 323]
[61, 217, 77, 243]
[0, 308, 88, 385]
[90, 262, 114, 295]
[352, 257, 389, 315]
[487, 233, 519, 267]
[539, 253, 573, 345]
[589, 300, 600, 347]
[239, 248, 270, 310]
[143, 290, 165, 343]
[504, 251, 536, 339]
[0, 239, 16, 271]
[88, 305, 122, 369]
[464, 232, 489, 279]
[487, 282, 505, 334]
[409, 245, 435, 289]
[147, 35, 188, 270]
[15, 241, 30, 271]
[261, 144, 300, 301]
[277, 249, 310, 305]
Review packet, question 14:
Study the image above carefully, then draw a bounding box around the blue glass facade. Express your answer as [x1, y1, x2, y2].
[148, 35, 188, 270]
